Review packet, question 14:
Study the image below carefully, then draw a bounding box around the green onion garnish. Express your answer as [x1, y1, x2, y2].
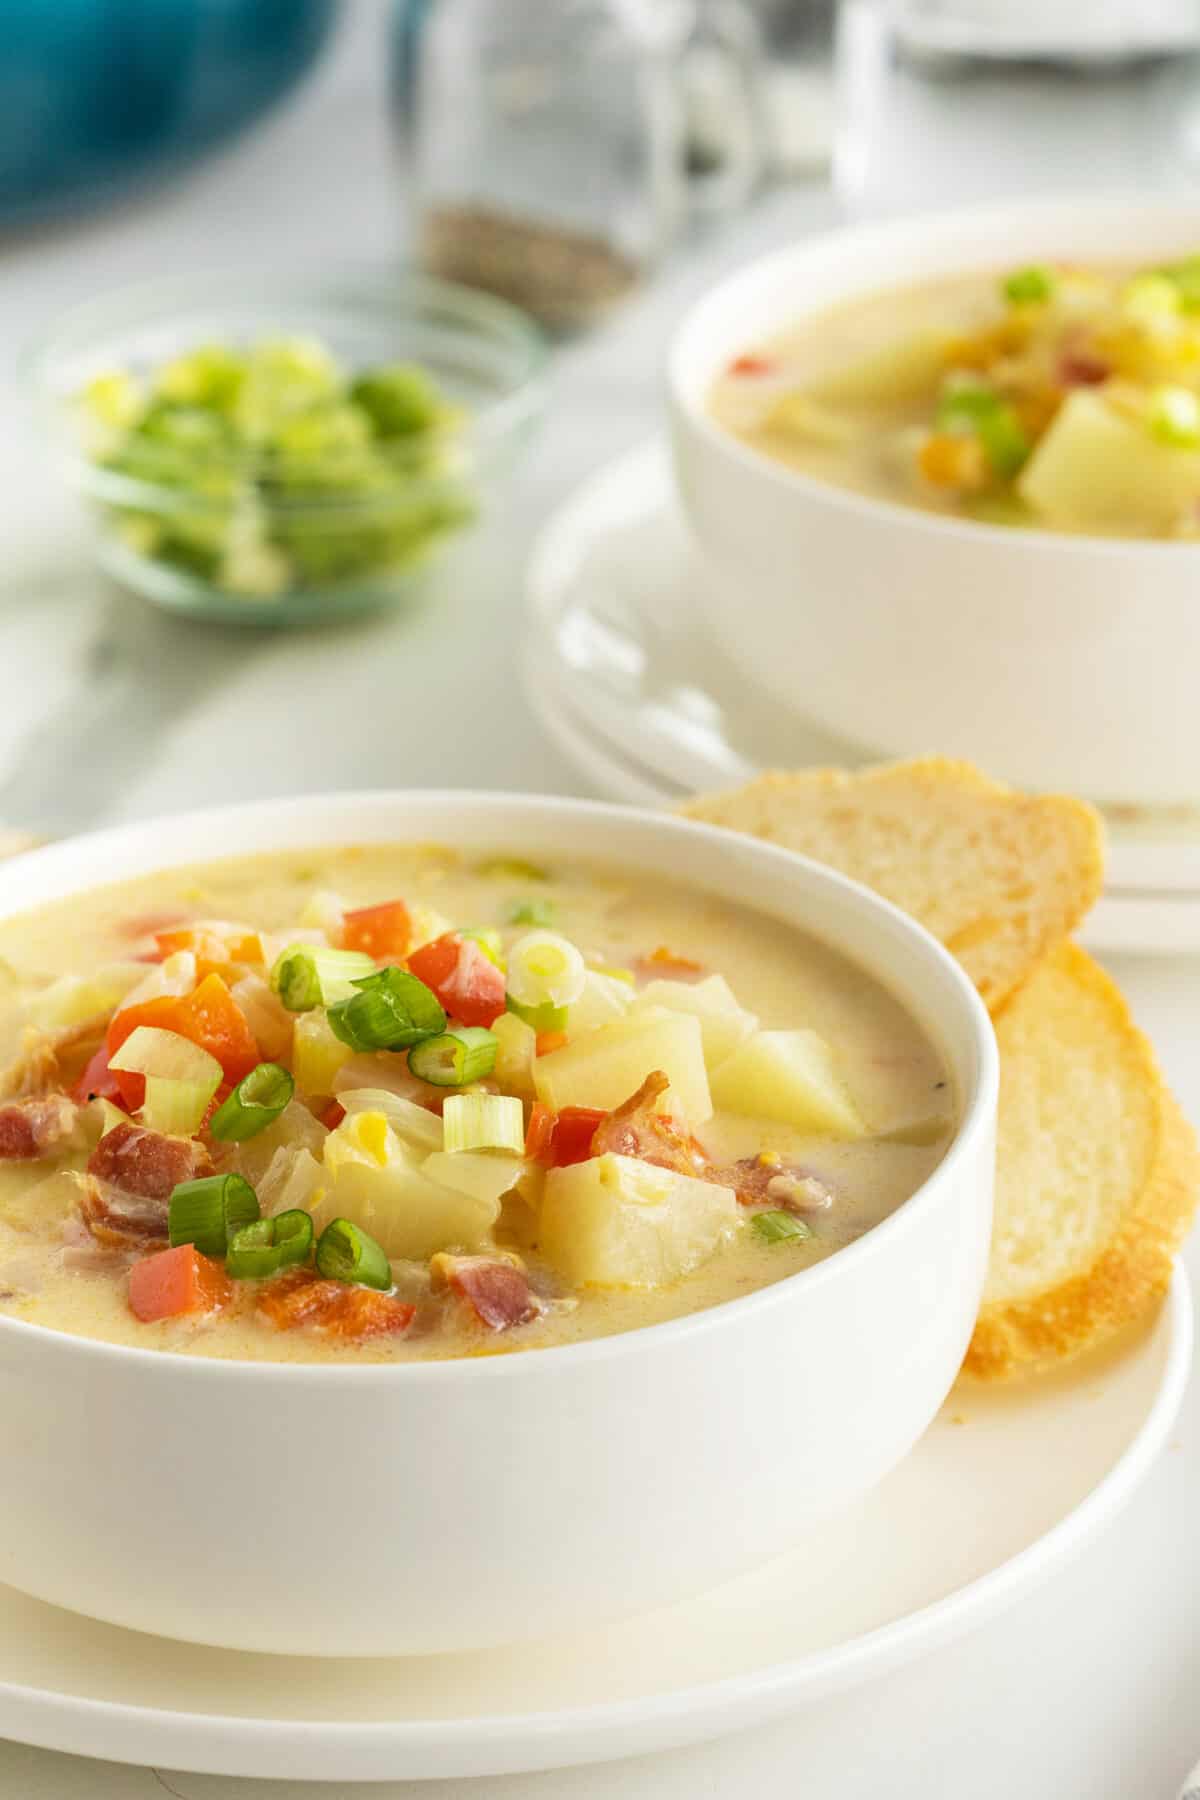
[751, 1210, 813, 1245]
[1148, 384, 1200, 447]
[407, 1025, 498, 1088]
[1157, 253, 1200, 311]
[506, 930, 587, 1011]
[505, 994, 568, 1033]
[1002, 265, 1055, 306]
[507, 897, 555, 928]
[226, 1208, 313, 1280]
[314, 1217, 392, 1289]
[269, 944, 376, 1011]
[209, 1062, 295, 1142]
[168, 1173, 260, 1257]
[936, 381, 1029, 478]
[475, 857, 549, 883]
[442, 1092, 525, 1155]
[326, 966, 446, 1053]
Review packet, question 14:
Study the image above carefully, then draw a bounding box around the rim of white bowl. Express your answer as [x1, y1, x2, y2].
[0, 790, 998, 1383]
[669, 188, 1200, 560]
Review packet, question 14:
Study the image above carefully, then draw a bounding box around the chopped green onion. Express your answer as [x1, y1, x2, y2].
[407, 1025, 498, 1088]
[1002, 265, 1055, 306]
[169, 1173, 260, 1257]
[751, 1209, 813, 1245]
[475, 857, 549, 883]
[1148, 384, 1200, 447]
[326, 966, 446, 1052]
[226, 1208, 313, 1279]
[506, 897, 555, 928]
[443, 1092, 525, 1155]
[1158, 253, 1200, 311]
[460, 928, 505, 967]
[315, 1217, 392, 1289]
[936, 380, 1029, 478]
[505, 994, 568, 1033]
[507, 930, 587, 1012]
[209, 1062, 295, 1142]
[270, 944, 376, 1012]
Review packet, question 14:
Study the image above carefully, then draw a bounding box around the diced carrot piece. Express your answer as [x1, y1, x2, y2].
[154, 926, 264, 978]
[106, 975, 260, 1108]
[342, 899, 412, 961]
[548, 1106, 607, 1167]
[634, 946, 705, 980]
[729, 353, 774, 377]
[129, 1244, 231, 1323]
[535, 1029, 568, 1058]
[525, 1101, 555, 1162]
[256, 1268, 414, 1340]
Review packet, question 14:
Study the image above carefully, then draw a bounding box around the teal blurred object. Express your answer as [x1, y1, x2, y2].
[0, 0, 338, 226]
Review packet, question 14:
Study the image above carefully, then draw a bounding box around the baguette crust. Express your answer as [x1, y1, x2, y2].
[681, 757, 1105, 1013]
[965, 944, 1199, 1380]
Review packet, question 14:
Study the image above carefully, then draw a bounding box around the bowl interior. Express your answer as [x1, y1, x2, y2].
[670, 191, 1200, 420]
[0, 790, 996, 1359]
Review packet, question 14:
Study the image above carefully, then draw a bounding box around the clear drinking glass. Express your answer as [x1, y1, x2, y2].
[399, 0, 766, 331]
[835, 0, 1200, 218]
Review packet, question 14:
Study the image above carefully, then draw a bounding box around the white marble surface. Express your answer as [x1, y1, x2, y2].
[0, 8, 1197, 1797]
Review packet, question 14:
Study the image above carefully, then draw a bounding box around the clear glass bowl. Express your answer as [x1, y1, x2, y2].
[25, 268, 547, 625]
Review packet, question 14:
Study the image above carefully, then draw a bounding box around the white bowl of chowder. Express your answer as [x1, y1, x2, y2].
[0, 792, 995, 1656]
[669, 195, 1200, 806]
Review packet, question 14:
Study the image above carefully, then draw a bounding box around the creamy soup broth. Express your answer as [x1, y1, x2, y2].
[0, 845, 954, 1362]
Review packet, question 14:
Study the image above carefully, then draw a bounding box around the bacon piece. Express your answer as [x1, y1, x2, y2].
[87, 1122, 213, 1201]
[1057, 345, 1110, 387]
[430, 1254, 542, 1332]
[0, 1093, 80, 1160]
[77, 1175, 170, 1250]
[710, 1156, 834, 1211]
[256, 1267, 415, 1340]
[589, 1072, 707, 1177]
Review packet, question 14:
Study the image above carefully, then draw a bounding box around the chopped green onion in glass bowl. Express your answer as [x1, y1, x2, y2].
[25, 270, 546, 625]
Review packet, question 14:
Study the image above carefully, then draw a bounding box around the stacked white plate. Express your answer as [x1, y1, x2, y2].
[521, 440, 1200, 956]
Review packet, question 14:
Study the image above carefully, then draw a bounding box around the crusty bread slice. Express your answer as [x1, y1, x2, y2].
[680, 757, 1104, 1013]
[965, 942, 1199, 1380]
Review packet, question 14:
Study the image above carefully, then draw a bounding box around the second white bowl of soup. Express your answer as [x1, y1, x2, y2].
[670, 195, 1200, 805]
[0, 792, 995, 1655]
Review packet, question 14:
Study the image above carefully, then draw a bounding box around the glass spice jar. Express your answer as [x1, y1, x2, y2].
[397, 0, 764, 331]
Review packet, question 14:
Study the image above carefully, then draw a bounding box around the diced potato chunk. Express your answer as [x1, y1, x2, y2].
[490, 1011, 537, 1097]
[710, 1030, 865, 1137]
[632, 975, 756, 1071]
[806, 330, 951, 409]
[293, 1009, 352, 1097]
[540, 1153, 738, 1288]
[319, 1111, 498, 1258]
[1017, 389, 1200, 534]
[423, 1149, 527, 1208]
[533, 1009, 711, 1125]
[567, 970, 636, 1035]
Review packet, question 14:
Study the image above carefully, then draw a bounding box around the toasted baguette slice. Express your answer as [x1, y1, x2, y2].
[681, 758, 1103, 1012]
[965, 942, 1199, 1380]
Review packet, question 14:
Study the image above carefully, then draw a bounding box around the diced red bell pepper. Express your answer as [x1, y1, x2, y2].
[547, 1106, 607, 1168]
[72, 1043, 125, 1107]
[128, 1244, 231, 1323]
[106, 974, 260, 1110]
[524, 1101, 555, 1162]
[342, 899, 412, 961]
[407, 933, 507, 1029]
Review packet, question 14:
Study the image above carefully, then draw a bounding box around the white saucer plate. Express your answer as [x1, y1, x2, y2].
[521, 439, 1200, 956]
[0, 1273, 1189, 1783]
